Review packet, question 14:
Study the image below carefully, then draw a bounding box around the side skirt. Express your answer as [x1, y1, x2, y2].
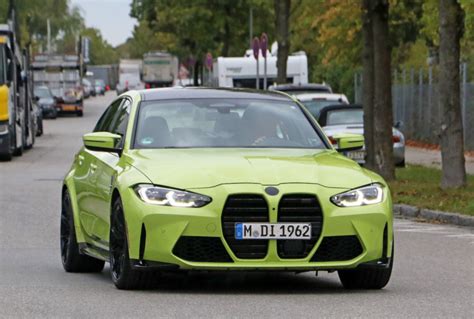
[78, 243, 109, 262]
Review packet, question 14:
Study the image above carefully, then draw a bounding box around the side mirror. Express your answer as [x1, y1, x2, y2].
[394, 121, 403, 129]
[83, 132, 122, 154]
[332, 133, 364, 152]
[34, 96, 40, 102]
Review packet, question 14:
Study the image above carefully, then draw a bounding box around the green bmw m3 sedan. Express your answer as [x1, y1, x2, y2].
[61, 88, 394, 290]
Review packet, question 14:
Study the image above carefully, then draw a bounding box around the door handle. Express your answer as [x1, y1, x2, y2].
[77, 155, 84, 166]
[90, 163, 98, 173]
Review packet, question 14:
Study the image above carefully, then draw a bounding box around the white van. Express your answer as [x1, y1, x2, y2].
[212, 50, 308, 89]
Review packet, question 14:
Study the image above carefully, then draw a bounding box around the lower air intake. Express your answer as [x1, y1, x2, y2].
[311, 236, 363, 262]
[173, 236, 233, 262]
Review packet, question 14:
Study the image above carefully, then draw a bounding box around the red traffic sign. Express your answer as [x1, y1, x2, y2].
[252, 37, 260, 60]
[205, 52, 213, 70]
[260, 33, 268, 58]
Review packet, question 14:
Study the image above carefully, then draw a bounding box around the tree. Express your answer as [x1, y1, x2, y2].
[361, 0, 395, 180]
[81, 28, 119, 65]
[361, 0, 375, 169]
[438, 0, 466, 188]
[274, 0, 291, 84]
[130, 0, 273, 84]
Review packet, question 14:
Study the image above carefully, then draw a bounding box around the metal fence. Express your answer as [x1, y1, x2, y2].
[354, 63, 474, 151]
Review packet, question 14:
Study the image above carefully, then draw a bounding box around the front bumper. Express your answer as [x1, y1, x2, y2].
[119, 183, 393, 271]
[58, 102, 83, 113]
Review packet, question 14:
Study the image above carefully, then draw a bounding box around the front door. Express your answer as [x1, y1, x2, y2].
[89, 98, 131, 243]
[76, 98, 122, 244]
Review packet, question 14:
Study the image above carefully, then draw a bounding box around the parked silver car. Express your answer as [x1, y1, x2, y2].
[315, 104, 405, 166]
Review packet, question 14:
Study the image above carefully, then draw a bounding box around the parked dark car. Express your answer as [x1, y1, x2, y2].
[82, 79, 93, 99]
[34, 86, 58, 119]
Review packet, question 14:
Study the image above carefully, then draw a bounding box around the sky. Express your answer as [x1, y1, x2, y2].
[71, 0, 136, 47]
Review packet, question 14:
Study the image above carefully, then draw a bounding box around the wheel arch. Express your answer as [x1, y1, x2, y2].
[62, 180, 86, 243]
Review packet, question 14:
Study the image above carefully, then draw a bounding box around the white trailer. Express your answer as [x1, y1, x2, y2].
[212, 50, 308, 89]
[143, 51, 178, 88]
[116, 59, 143, 94]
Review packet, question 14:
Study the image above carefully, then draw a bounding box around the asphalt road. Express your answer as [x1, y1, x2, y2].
[406, 147, 474, 175]
[0, 93, 473, 318]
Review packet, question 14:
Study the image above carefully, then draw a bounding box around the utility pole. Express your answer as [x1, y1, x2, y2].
[47, 19, 51, 54]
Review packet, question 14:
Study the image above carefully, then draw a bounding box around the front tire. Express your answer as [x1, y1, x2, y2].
[338, 243, 394, 290]
[60, 190, 105, 272]
[110, 197, 158, 290]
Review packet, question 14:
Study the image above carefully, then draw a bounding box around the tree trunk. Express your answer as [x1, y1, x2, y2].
[274, 0, 291, 84]
[438, 0, 466, 188]
[361, 0, 375, 170]
[372, 0, 395, 180]
[193, 60, 200, 86]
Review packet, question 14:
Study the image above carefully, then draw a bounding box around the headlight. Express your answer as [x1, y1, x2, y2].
[134, 184, 211, 208]
[331, 184, 384, 207]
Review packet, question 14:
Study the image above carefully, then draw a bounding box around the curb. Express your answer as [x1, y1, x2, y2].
[394, 204, 474, 227]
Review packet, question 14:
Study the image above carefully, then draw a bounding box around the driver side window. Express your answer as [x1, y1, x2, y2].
[94, 99, 122, 132]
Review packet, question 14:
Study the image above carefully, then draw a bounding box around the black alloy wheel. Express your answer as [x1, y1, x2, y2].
[60, 190, 105, 272]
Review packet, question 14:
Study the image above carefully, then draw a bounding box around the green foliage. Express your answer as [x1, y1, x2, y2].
[0, 0, 117, 65]
[391, 165, 474, 215]
[129, 0, 273, 61]
[81, 28, 119, 65]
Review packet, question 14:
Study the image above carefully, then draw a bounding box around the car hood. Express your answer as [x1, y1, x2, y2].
[126, 148, 373, 189]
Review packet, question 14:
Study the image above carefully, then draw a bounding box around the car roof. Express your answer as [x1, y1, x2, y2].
[268, 83, 332, 93]
[318, 104, 363, 126]
[139, 87, 293, 101]
[296, 93, 348, 101]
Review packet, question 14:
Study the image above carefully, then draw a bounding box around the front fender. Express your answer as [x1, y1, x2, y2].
[63, 166, 86, 244]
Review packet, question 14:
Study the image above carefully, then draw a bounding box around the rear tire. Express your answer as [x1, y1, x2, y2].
[60, 190, 105, 272]
[13, 135, 23, 156]
[110, 197, 159, 290]
[77, 110, 83, 117]
[338, 243, 394, 290]
[0, 152, 12, 161]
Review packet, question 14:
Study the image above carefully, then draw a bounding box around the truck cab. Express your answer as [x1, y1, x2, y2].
[0, 23, 32, 160]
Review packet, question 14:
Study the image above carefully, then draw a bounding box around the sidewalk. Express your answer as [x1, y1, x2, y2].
[406, 146, 474, 175]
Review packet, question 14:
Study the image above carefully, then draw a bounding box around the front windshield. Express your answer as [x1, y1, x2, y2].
[34, 87, 52, 98]
[326, 109, 364, 125]
[300, 99, 345, 119]
[134, 98, 326, 149]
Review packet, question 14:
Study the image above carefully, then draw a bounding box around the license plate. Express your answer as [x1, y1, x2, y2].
[61, 105, 77, 111]
[346, 150, 365, 161]
[235, 223, 311, 240]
